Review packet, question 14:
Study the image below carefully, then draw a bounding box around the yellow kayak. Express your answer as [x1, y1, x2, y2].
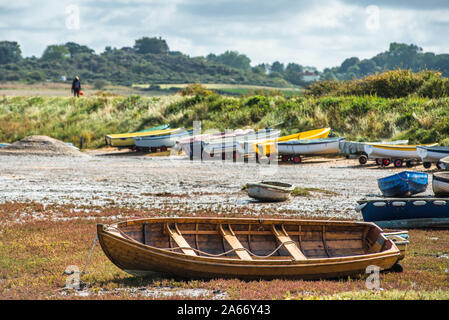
[106, 128, 182, 148]
[255, 128, 331, 156]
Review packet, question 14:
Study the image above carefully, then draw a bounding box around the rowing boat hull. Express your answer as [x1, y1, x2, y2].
[246, 182, 294, 202]
[97, 217, 401, 280]
[256, 127, 331, 156]
[339, 140, 409, 157]
[364, 144, 437, 160]
[277, 138, 345, 156]
[133, 130, 193, 149]
[433, 172, 449, 197]
[417, 146, 449, 163]
[356, 198, 449, 228]
[106, 128, 181, 148]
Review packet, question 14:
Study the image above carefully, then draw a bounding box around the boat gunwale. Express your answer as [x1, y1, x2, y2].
[98, 225, 399, 266]
[97, 217, 400, 266]
[246, 182, 295, 193]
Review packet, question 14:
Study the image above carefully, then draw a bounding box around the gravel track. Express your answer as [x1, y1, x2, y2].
[0, 153, 433, 222]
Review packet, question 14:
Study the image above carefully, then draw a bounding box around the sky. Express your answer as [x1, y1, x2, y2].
[1, 0, 449, 70]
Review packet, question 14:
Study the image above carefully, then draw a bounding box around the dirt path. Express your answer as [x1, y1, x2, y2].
[0, 154, 434, 222]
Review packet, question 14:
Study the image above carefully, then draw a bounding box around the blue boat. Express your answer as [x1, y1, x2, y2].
[356, 197, 449, 228]
[378, 171, 428, 197]
[0, 143, 10, 148]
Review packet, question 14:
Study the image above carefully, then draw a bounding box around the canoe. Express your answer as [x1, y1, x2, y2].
[246, 181, 295, 202]
[356, 198, 449, 228]
[256, 127, 331, 156]
[277, 137, 345, 156]
[378, 171, 428, 197]
[97, 217, 402, 280]
[133, 130, 193, 151]
[105, 126, 178, 148]
[417, 146, 449, 168]
[432, 172, 449, 197]
[364, 143, 438, 160]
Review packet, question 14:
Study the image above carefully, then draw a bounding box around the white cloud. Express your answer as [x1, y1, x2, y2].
[0, 0, 448, 70]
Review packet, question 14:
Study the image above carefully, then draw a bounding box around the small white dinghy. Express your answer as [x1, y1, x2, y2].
[246, 181, 295, 202]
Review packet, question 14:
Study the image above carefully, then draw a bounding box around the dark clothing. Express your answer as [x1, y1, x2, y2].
[71, 79, 81, 97]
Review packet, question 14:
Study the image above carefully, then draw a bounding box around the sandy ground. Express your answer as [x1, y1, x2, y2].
[0, 152, 434, 223]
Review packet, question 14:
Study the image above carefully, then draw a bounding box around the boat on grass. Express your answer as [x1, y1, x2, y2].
[378, 171, 428, 197]
[246, 181, 295, 202]
[432, 172, 449, 197]
[356, 197, 449, 229]
[97, 217, 402, 280]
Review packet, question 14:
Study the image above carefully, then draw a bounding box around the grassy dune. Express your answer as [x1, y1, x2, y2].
[1, 93, 449, 148]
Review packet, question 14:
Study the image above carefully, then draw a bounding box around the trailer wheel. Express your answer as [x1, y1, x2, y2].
[150, 147, 157, 153]
[406, 160, 414, 168]
[382, 158, 391, 166]
[358, 155, 368, 165]
[376, 158, 382, 166]
[160, 145, 168, 152]
[394, 159, 403, 168]
[281, 155, 290, 163]
[423, 162, 432, 169]
[292, 155, 302, 164]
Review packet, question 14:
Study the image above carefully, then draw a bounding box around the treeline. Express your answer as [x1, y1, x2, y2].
[321, 43, 449, 81]
[0, 37, 309, 87]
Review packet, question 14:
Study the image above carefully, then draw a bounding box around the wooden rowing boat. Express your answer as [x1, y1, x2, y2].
[246, 181, 295, 202]
[97, 217, 402, 280]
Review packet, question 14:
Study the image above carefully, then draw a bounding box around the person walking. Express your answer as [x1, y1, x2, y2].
[71, 76, 81, 97]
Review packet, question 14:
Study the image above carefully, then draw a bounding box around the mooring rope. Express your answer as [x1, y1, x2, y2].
[81, 235, 98, 275]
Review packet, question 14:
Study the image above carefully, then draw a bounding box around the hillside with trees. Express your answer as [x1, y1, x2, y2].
[0, 37, 307, 88]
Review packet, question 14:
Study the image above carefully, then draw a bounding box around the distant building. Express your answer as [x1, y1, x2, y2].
[301, 71, 320, 82]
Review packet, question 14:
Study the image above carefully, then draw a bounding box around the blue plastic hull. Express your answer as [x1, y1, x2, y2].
[377, 171, 428, 197]
[357, 198, 449, 228]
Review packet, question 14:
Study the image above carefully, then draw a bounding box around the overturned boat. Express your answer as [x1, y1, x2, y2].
[246, 181, 295, 202]
[97, 217, 402, 280]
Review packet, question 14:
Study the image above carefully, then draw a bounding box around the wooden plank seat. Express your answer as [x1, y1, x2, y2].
[219, 224, 253, 261]
[271, 224, 307, 260]
[164, 223, 197, 256]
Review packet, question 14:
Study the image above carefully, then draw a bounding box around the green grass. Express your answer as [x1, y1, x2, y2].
[2, 92, 449, 148]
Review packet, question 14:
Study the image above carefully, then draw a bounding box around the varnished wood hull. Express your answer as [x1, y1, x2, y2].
[97, 217, 401, 280]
